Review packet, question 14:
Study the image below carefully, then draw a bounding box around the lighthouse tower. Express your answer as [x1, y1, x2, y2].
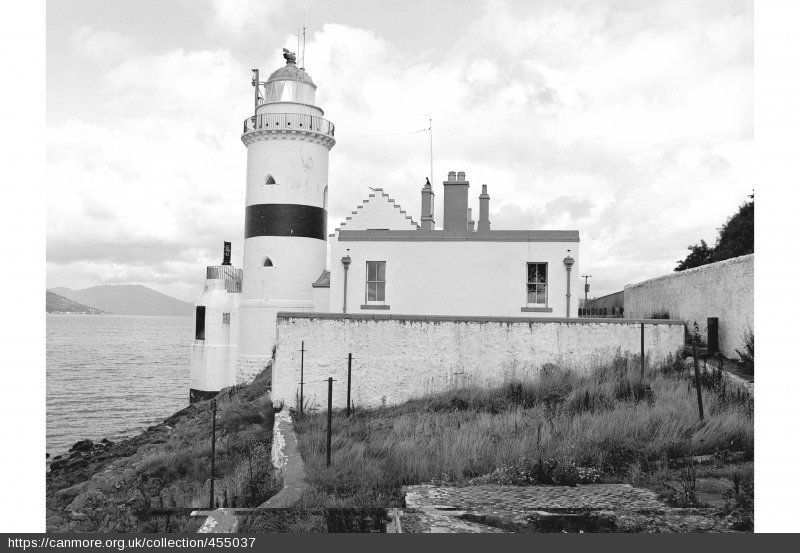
[236, 49, 335, 383]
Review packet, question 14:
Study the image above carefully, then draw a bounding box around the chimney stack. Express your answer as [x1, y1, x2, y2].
[420, 177, 435, 231]
[443, 170, 470, 235]
[478, 184, 491, 231]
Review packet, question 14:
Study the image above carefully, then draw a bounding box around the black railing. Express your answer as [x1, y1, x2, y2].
[243, 113, 335, 137]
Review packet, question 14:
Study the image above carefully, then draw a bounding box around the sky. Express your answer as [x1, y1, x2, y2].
[46, 0, 753, 302]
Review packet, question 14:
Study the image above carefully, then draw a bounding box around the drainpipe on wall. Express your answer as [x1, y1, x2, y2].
[341, 250, 352, 313]
[563, 251, 575, 318]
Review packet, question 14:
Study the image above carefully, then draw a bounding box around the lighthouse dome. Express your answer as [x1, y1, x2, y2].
[262, 50, 317, 105]
[266, 63, 316, 88]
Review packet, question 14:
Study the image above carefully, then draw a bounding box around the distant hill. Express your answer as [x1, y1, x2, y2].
[46, 291, 111, 314]
[49, 285, 193, 316]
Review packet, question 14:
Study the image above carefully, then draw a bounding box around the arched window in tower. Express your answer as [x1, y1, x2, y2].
[263, 257, 274, 267]
[264, 174, 276, 185]
[323, 185, 328, 210]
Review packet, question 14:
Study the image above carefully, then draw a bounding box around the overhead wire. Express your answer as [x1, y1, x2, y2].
[337, 127, 430, 138]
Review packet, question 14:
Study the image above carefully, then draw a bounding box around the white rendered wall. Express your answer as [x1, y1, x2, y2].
[191, 280, 239, 393]
[271, 314, 685, 409]
[313, 286, 330, 312]
[243, 140, 329, 208]
[329, 238, 579, 318]
[624, 254, 753, 359]
[238, 130, 331, 380]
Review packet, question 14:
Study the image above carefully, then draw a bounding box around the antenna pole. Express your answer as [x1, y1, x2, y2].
[251, 69, 259, 117]
[429, 117, 433, 183]
[302, 11, 307, 68]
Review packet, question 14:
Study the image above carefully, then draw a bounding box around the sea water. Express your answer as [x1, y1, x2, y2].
[46, 314, 192, 456]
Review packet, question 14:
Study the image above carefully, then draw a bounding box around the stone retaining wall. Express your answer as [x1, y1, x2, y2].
[624, 254, 753, 359]
[271, 313, 686, 410]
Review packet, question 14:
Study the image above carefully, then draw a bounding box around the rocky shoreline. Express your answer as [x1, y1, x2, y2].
[46, 403, 209, 532]
[46, 367, 275, 533]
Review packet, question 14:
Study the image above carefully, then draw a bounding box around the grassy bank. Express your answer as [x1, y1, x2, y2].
[293, 355, 753, 509]
[47, 368, 279, 532]
[136, 369, 279, 508]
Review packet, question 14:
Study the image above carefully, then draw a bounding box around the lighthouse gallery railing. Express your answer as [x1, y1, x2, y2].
[243, 113, 335, 137]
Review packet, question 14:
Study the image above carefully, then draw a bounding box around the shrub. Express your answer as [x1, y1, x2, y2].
[468, 457, 601, 487]
[723, 469, 754, 531]
[648, 310, 671, 319]
[736, 330, 754, 375]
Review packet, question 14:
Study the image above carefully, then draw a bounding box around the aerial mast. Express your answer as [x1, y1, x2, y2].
[302, 12, 307, 69]
[251, 69, 260, 116]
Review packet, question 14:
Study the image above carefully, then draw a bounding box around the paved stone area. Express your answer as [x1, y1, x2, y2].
[401, 484, 731, 533]
[193, 509, 240, 533]
[406, 484, 665, 514]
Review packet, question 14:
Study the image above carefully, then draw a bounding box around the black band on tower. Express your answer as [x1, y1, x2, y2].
[245, 204, 327, 240]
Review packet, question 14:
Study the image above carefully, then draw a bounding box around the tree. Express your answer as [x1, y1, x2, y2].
[675, 194, 754, 272]
[711, 197, 754, 263]
[675, 240, 714, 271]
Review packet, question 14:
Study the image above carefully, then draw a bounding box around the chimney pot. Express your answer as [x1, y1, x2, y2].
[457, 171, 466, 181]
[447, 171, 457, 181]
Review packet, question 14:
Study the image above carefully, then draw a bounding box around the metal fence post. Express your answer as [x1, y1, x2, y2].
[346, 353, 352, 417]
[640, 323, 645, 379]
[326, 377, 333, 467]
[299, 341, 305, 417]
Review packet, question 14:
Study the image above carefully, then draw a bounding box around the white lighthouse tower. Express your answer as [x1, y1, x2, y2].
[236, 49, 336, 383]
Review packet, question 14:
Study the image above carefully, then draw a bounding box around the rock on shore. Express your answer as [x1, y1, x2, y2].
[46, 404, 209, 533]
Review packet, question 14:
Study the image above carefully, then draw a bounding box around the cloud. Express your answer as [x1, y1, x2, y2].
[47, 1, 752, 300]
[205, 0, 287, 33]
[47, 47, 250, 300]
[71, 25, 136, 62]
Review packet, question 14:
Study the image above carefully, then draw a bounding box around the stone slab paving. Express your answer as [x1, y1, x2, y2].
[402, 484, 730, 533]
[405, 484, 666, 514]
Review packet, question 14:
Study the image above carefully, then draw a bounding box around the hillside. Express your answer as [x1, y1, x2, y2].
[46, 291, 111, 314]
[50, 285, 193, 316]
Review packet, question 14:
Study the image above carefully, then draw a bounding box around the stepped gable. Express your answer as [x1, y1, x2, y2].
[334, 188, 420, 234]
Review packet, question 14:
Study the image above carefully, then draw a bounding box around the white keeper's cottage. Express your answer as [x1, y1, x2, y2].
[189, 49, 581, 401]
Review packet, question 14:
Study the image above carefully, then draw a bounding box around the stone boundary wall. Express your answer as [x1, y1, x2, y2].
[271, 313, 685, 410]
[624, 254, 753, 359]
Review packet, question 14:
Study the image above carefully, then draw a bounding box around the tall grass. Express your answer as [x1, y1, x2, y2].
[136, 368, 279, 508]
[293, 354, 753, 507]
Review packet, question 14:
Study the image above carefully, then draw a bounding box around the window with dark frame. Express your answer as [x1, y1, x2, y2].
[527, 263, 548, 306]
[366, 261, 386, 302]
[195, 306, 206, 340]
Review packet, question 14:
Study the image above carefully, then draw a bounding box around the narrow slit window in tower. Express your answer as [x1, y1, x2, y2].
[263, 257, 274, 267]
[264, 174, 276, 185]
